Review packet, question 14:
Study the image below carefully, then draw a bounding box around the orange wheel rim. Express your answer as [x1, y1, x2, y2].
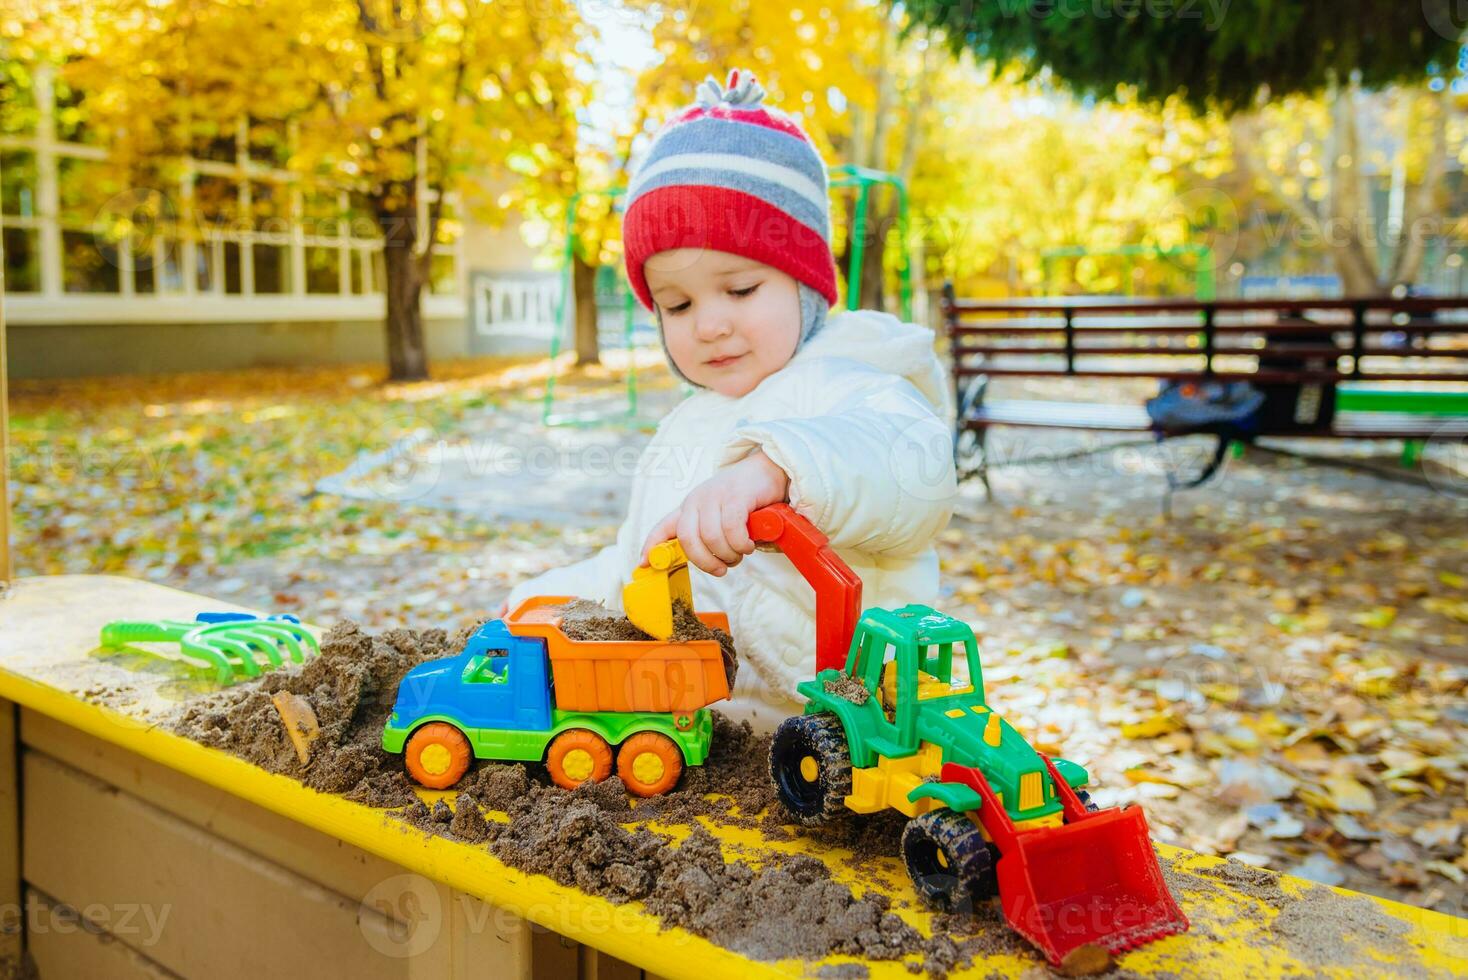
[616, 732, 683, 797]
[546, 729, 612, 790]
[404, 723, 472, 789]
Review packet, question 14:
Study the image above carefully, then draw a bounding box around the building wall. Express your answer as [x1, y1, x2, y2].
[1, 62, 546, 379]
[7, 312, 474, 379]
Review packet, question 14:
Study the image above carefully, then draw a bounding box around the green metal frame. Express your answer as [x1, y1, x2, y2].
[829, 165, 913, 322]
[542, 187, 660, 430]
[381, 705, 714, 767]
[1041, 244, 1216, 300]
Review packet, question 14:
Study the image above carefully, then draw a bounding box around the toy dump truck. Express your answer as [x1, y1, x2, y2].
[382, 591, 732, 797]
[662, 504, 1188, 966]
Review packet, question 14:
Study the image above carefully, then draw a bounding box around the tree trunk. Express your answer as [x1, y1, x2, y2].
[378, 186, 429, 382]
[859, 197, 891, 311]
[572, 251, 600, 366]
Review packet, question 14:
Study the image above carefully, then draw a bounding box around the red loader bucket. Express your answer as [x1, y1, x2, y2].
[940, 759, 1189, 965]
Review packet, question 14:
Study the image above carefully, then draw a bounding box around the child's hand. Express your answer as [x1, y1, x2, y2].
[641, 451, 790, 576]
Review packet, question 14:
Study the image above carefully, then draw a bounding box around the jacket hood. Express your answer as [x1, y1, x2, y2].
[795, 309, 951, 417]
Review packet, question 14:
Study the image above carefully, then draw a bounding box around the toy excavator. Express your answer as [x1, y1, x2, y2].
[626, 504, 1188, 967]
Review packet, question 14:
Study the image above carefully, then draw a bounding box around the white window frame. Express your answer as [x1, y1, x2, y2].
[1, 63, 466, 325]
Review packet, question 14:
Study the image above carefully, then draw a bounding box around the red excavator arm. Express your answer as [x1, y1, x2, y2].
[747, 504, 863, 673]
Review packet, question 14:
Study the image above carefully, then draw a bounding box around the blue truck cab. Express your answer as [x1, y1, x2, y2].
[383, 621, 552, 743]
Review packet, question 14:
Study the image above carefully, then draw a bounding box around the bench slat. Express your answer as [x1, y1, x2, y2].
[961, 402, 1458, 440]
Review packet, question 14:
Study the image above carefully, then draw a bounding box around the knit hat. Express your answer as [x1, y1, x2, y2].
[622, 69, 838, 382]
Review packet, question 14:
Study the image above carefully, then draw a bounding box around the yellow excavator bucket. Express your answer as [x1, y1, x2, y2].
[623, 540, 693, 640]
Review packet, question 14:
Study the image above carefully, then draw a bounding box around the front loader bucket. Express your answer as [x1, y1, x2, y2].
[993, 802, 1187, 963]
[623, 540, 693, 640]
[941, 761, 1188, 965]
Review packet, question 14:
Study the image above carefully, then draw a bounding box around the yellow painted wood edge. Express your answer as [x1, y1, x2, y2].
[0, 666, 780, 980]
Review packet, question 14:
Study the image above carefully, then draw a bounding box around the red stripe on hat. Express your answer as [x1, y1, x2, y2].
[622, 184, 838, 312]
[666, 104, 812, 143]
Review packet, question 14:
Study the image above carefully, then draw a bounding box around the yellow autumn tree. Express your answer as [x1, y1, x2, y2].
[632, 0, 935, 312]
[916, 72, 1234, 297]
[1231, 81, 1458, 296]
[9, 0, 588, 380]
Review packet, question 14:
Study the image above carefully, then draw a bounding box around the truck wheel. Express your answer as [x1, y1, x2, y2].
[769, 713, 852, 824]
[901, 810, 998, 912]
[617, 732, 683, 797]
[404, 723, 473, 790]
[546, 729, 613, 790]
[1076, 789, 1100, 813]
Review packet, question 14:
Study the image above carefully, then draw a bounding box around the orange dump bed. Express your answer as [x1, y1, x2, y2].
[505, 596, 732, 714]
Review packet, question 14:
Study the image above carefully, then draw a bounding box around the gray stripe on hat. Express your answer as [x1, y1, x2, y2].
[627, 166, 830, 241]
[643, 116, 827, 192]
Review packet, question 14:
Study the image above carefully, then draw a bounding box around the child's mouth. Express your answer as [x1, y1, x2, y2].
[705, 353, 745, 368]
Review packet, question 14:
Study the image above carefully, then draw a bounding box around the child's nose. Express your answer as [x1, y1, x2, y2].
[693, 310, 734, 342]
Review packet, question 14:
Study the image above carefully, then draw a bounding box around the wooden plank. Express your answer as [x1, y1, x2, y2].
[21, 708, 409, 903]
[24, 887, 180, 980]
[21, 749, 441, 979]
[967, 401, 1153, 431]
[531, 927, 580, 980]
[948, 295, 1468, 314]
[21, 718, 535, 980]
[0, 702, 19, 970]
[580, 946, 642, 980]
[445, 889, 532, 980]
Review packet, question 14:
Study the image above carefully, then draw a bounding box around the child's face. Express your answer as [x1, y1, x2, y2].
[645, 249, 801, 397]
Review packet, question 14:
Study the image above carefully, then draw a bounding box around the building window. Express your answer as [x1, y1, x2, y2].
[252, 242, 290, 294]
[350, 249, 367, 294]
[305, 245, 341, 294]
[194, 175, 239, 228]
[3, 226, 40, 292]
[223, 240, 242, 293]
[3, 59, 468, 311]
[61, 228, 120, 293]
[1, 150, 36, 216]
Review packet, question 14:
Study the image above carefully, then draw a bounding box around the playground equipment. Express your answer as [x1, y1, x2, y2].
[542, 188, 665, 430]
[830, 164, 914, 322]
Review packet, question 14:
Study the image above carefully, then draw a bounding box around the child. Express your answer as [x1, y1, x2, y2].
[501, 69, 957, 730]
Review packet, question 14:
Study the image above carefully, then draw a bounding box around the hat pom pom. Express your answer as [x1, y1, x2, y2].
[696, 68, 766, 110]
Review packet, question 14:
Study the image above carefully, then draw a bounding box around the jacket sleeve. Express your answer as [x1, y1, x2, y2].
[719, 360, 957, 557]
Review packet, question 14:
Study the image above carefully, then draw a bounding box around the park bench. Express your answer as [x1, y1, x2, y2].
[941, 285, 1468, 493]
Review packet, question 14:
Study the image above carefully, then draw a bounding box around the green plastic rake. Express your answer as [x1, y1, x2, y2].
[99, 616, 319, 685]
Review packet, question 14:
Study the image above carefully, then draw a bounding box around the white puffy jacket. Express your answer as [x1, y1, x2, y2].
[504, 308, 958, 730]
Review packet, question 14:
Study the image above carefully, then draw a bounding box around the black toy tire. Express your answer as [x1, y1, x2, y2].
[1076, 789, 1100, 813]
[901, 809, 999, 912]
[769, 713, 853, 825]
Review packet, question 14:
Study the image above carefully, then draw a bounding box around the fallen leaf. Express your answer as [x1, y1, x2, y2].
[1324, 774, 1376, 814]
[1122, 712, 1183, 739]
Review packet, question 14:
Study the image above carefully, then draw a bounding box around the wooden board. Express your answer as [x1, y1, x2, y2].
[2, 574, 1466, 978]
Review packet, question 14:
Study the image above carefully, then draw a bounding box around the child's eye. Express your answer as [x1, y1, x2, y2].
[729, 283, 760, 298]
[665, 300, 691, 315]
